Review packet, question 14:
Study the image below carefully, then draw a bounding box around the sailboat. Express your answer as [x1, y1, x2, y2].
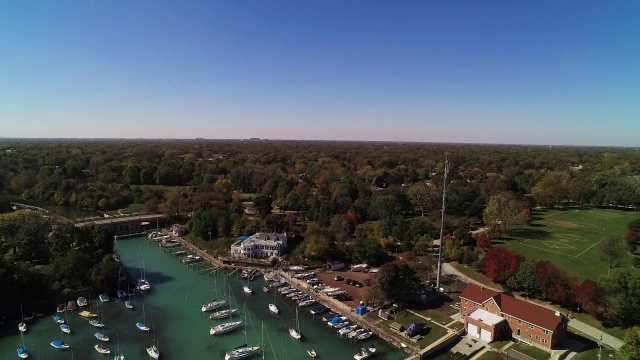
[289, 307, 302, 340]
[114, 333, 125, 360]
[136, 304, 150, 332]
[224, 318, 261, 360]
[201, 277, 226, 312]
[17, 326, 29, 358]
[211, 284, 239, 319]
[89, 298, 105, 328]
[268, 283, 279, 315]
[18, 305, 27, 332]
[145, 328, 160, 359]
[94, 343, 111, 354]
[137, 247, 151, 291]
[124, 285, 134, 310]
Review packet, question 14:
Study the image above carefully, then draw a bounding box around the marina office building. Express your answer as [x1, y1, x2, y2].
[230, 232, 288, 258]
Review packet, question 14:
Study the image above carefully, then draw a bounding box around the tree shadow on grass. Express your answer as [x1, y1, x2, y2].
[503, 228, 552, 241]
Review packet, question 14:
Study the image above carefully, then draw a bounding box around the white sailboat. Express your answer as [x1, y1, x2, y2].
[146, 330, 160, 359]
[137, 247, 151, 291]
[114, 333, 125, 360]
[289, 307, 302, 340]
[268, 284, 279, 314]
[224, 318, 262, 360]
[136, 304, 150, 332]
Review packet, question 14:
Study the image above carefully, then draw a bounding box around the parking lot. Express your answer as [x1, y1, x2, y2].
[315, 269, 377, 308]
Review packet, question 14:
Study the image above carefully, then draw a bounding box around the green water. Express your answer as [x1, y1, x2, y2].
[1, 236, 405, 359]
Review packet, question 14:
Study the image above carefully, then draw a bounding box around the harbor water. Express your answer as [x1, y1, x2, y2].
[0, 236, 406, 359]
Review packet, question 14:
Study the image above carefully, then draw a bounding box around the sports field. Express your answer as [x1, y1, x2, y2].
[498, 208, 639, 281]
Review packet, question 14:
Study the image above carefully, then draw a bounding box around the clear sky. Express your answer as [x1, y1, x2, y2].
[1, 1, 639, 146]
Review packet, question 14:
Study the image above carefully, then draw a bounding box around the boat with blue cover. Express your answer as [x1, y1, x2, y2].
[50, 340, 70, 350]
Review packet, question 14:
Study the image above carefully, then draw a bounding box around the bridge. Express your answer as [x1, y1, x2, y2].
[75, 213, 167, 237]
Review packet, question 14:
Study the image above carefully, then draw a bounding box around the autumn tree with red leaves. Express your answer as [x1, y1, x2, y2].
[480, 248, 523, 284]
[475, 233, 491, 249]
[576, 279, 607, 318]
[535, 261, 576, 308]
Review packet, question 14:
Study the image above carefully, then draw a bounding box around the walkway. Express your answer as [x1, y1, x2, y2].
[441, 262, 502, 291]
[568, 318, 625, 350]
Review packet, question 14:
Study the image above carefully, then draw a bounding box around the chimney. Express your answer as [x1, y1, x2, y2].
[555, 311, 560, 317]
[480, 286, 484, 291]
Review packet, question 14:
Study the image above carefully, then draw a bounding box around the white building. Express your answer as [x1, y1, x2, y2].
[230, 232, 288, 258]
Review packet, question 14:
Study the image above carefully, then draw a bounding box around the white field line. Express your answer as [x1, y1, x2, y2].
[574, 237, 605, 258]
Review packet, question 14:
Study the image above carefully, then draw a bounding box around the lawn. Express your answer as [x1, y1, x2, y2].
[411, 308, 456, 326]
[107, 203, 144, 215]
[497, 208, 639, 281]
[378, 311, 449, 349]
[450, 262, 504, 290]
[185, 234, 236, 257]
[509, 342, 550, 360]
[476, 351, 503, 360]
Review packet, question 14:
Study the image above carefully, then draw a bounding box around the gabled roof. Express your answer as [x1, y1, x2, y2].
[461, 283, 565, 332]
[460, 283, 500, 304]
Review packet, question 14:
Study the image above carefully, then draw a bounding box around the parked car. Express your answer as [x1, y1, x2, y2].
[345, 279, 354, 285]
[334, 276, 344, 281]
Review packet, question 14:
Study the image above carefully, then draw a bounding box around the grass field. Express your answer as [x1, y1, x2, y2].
[498, 208, 639, 281]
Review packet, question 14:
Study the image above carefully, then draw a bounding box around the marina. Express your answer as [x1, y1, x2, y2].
[0, 236, 405, 359]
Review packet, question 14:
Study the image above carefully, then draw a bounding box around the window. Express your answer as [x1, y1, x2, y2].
[528, 324, 534, 329]
[518, 320, 522, 324]
[528, 334, 532, 338]
[543, 330, 549, 335]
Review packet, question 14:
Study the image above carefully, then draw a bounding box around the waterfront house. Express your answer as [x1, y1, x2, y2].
[460, 283, 568, 350]
[230, 232, 287, 258]
[171, 224, 187, 236]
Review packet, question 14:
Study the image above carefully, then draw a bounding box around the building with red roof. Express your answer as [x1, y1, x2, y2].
[460, 283, 568, 350]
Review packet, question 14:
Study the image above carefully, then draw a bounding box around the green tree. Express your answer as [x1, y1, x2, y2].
[623, 326, 640, 360]
[602, 269, 640, 325]
[506, 259, 540, 296]
[253, 194, 273, 218]
[90, 256, 119, 293]
[442, 236, 463, 261]
[407, 182, 439, 217]
[353, 237, 385, 266]
[376, 261, 422, 307]
[531, 171, 570, 208]
[599, 235, 625, 275]
[483, 192, 522, 236]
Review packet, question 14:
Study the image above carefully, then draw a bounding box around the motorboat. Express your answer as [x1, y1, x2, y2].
[95, 332, 110, 342]
[348, 328, 367, 339]
[146, 345, 160, 359]
[307, 349, 317, 358]
[79, 310, 97, 318]
[263, 286, 269, 293]
[335, 321, 350, 329]
[60, 323, 71, 334]
[137, 279, 151, 291]
[182, 255, 201, 263]
[136, 321, 150, 332]
[210, 308, 238, 319]
[298, 299, 316, 307]
[18, 322, 27, 332]
[210, 320, 242, 335]
[310, 306, 327, 315]
[243, 285, 253, 295]
[56, 304, 66, 313]
[17, 346, 29, 358]
[201, 300, 226, 312]
[66, 300, 77, 311]
[53, 315, 65, 324]
[89, 319, 105, 328]
[327, 316, 347, 327]
[356, 331, 373, 340]
[225, 345, 260, 360]
[99, 294, 110, 303]
[94, 343, 111, 354]
[77, 297, 88, 308]
[114, 354, 125, 360]
[338, 325, 358, 336]
[50, 340, 70, 350]
[354, 347, 376, 360]
[268, 304, 279, 315]
[116, 290, 127, 299]
[125, 300, 134, 310]
[289, 327, 302, 340]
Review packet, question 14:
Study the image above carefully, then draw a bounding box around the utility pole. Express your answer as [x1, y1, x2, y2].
[435, 155, 450, 292]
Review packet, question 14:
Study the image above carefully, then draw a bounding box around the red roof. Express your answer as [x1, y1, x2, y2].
[461, 283, 564, 331]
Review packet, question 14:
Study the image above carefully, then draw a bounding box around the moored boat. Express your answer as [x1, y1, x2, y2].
[298, 299, 316, 307]
[201, 300, 226, 312]
[225, 345, 260, 360]
[53, 315, 65, 324]
[66, 300, 77, 311]
[310, 306, 327, 315]
[18, 322, 27, 332]
[268, 304, 279, 315]
[60, 323, 71, 334]
[94, 343, 110, 354]
[79, 310, 98, 318]
[243, 285, 253, 295]
[50, 340, 70, 350]
[89, 319, 105, 328]
[356, 331, 373, 340]
[210, 308, 238, 320]
[125, 300, 134, 310]
[116, 290, 127, 299]
[56, 304, 66, 313]
[307, 349, 317, 358]
[137, 279, 151, 291]
[263, 286, 269, 293]
[17, 346, 29, 358]
[353, 347, 376, 360]
[182, 255, 201, 263]
[77, 297, 88, 308]
[146, 345, 160, 359]
[95, 332, 110, 342]
[210, 320, 242, 335]
[136, 321, 150, 332]
[99, 294, 110, 303]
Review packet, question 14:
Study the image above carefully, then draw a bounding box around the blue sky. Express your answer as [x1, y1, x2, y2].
[1, 1, 639, 145]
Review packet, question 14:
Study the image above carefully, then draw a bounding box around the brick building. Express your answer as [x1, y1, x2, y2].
[460, 283, 568, 350]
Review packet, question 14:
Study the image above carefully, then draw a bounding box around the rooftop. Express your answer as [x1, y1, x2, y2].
[468, 308, 504, 326]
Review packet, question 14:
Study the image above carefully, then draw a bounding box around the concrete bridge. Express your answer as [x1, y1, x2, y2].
[75, 213, 167, 237]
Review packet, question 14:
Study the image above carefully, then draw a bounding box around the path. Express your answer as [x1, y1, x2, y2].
[567, 318, 625, 350]
[441, 262, 502, 291]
